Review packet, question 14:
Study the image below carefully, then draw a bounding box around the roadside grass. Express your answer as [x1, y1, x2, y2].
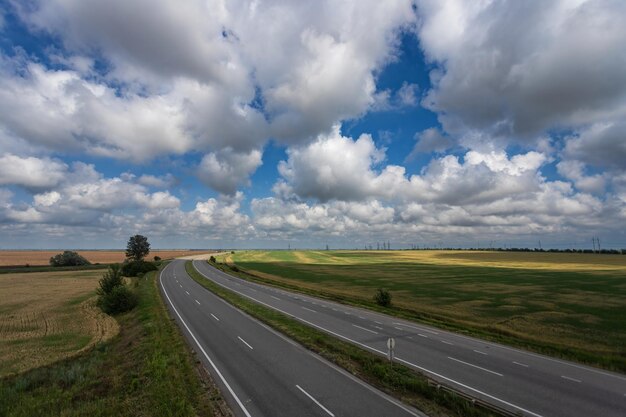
[225, 250, 626, 372]
[186, 261, 504, 417]
[0, 268, 231, 417]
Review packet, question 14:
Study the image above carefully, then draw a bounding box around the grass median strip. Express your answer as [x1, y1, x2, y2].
[186, 261, 503, 417]
[0, 266, 231, 417]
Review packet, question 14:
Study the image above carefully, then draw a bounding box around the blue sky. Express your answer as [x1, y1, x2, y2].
[0, 0, 625, 249]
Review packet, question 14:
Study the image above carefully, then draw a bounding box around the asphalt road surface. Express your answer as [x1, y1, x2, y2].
[159, 260, 423, 417]
[192, 260, 626, 417]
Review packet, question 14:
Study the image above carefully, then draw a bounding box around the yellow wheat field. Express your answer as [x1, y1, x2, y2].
[0, 250, 214, 266]
[0, 270, 119, 376]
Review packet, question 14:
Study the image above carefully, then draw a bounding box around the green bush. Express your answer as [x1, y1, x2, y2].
[49, 251, 91, 267]
[96, 264, 138, 315]
[209, 256, 216, 263]
[97, 264, 124, 294]
[121, 260, 158, 277]
[153, 255, 161, 261]
[97, 285, 138, 315]
[374, 288, 392, 307]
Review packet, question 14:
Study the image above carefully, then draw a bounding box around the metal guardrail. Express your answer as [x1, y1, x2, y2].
[427, 379, 523, 417]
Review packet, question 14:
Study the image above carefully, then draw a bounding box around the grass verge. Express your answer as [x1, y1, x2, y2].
[186, 261, 505, 417]
[0, 266, 231, 417]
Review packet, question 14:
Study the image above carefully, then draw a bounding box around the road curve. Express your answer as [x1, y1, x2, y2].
[160, 260, 423, 417]
[192, 260, 626, 417]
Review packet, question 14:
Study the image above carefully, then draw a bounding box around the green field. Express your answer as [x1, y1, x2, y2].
[229, 250, 626, 370]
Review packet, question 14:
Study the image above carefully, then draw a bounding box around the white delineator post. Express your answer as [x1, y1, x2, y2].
[387, 337, 395, 363]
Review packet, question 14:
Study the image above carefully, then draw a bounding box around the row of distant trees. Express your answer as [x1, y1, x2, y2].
[49, 235, 158, 269]
[407, 247, 626, 254]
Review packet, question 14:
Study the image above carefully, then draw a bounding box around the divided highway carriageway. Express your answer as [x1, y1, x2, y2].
[160, 260, 423, 417]
[163, 259, 626, 417]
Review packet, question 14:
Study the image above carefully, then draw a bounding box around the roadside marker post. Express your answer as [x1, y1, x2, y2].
[387, 337, 395, 363]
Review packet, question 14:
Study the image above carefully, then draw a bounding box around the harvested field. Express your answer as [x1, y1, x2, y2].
[0, 250, 213, 266]
[230, 250, 626, 369]
[0, 270, 119, 376]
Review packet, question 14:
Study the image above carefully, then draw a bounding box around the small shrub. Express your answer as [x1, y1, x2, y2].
[96, 264, 138, 315]
[49, 251, 91, 267]
[231, 251, 235, 254]
[374, 288, 392, 307]
[230, 265, 239, 272]
[209, 256, 216, 263]
[153, 255, 161, 261]
[97, 264, 124, 295]
[98, 285, 138, 315]
[121, 260, 158, 277]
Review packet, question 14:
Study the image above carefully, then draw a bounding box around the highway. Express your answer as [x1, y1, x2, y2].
[192, 260, 626, 417]
[159, 260, 423, 417]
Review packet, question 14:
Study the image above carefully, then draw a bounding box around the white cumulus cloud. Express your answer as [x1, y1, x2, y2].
[0, 154, 67, 189]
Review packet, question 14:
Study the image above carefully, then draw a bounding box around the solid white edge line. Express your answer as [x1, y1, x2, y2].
[295, 385, 335, 417]
[192, 261, 544, 417]
[447, 357, 503, 377]
[210, 313, 220, 321]
[238, 336, 254, 350]
[398, 323, 625, 382]
[390, 319, 622, 383]
[159, 264, 253, 417]
[352, 324, 379, 335]
[394, 356, 544, 417]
